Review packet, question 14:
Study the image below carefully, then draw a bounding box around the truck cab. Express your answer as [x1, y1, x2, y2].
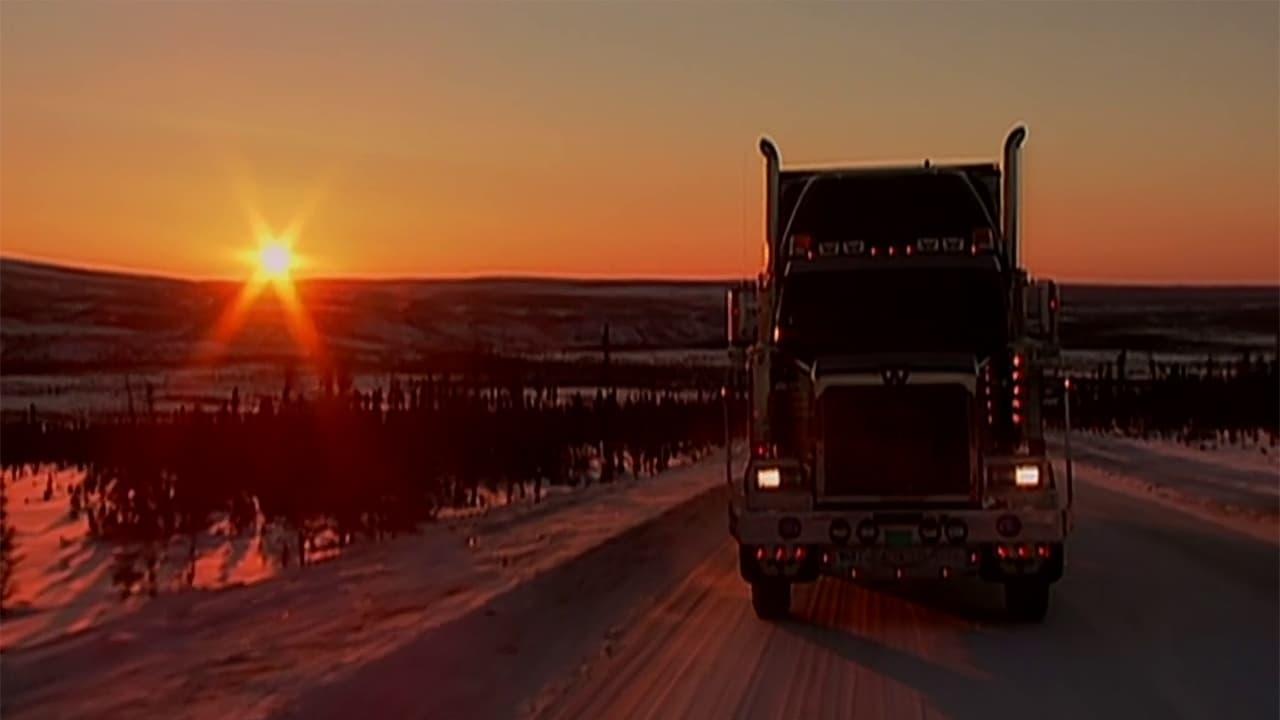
[726, 126, 1069, 622]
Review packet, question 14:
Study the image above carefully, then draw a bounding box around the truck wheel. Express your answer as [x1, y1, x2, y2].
[751, 580, 791, 620]
[1005, 579, 1050, 622]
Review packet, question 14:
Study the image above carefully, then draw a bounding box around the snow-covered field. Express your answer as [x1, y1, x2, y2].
[4, 259, 1277, 415]
[3, 466, 328, 651]
[0, 450, 732, 719]
[0, 258, 728, 378]
[0, 451, 718, 653]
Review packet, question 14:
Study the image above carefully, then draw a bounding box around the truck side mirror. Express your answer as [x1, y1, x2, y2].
[1023, 280, 1059, 344]
[727, 285, 758, 349]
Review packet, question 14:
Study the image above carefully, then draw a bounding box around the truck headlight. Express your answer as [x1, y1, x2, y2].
[755, 467, 782, 490]
[1014, 465, 1041, 488]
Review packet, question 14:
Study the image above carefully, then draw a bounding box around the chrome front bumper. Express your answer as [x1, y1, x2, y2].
[732, 506, 1069, 545]
[732, 506, 1070, 583]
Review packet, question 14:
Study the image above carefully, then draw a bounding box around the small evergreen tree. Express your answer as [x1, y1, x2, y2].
[1, 477, 19, 615]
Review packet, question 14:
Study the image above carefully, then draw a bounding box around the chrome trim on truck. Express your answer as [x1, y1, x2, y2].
[735, 508, 1067, 545]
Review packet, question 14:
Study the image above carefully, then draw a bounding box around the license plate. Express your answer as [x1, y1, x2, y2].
[885, 529, 913, 547]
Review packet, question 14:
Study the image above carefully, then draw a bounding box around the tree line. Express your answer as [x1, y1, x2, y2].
[1, 373, 736, 603]
[1050, 350, 1278, 445]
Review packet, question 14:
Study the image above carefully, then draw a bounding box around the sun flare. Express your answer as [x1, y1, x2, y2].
[199, 192, 329, 366]
[258, 242, 293, 280]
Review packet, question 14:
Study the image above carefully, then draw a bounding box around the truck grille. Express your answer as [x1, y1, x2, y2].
[819, 385, 973, 500]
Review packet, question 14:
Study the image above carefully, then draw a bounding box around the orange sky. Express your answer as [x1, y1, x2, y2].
[2, 2, 1277, 283]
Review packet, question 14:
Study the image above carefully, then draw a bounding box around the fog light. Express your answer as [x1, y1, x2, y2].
[1014, 465, 1041, 488]
[756, 467, 782, 490]
[778, 517, 801, 539]
[856, 520, 879, 545]
[944, 520, 967, 543]
[918, 519, 941, 543]
[996, 514, 1022, 538]
[829, 519, 852, 545]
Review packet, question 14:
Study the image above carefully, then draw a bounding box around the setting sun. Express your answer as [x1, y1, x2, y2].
[206, 237, 320, 362]
[259, 243, 293, 280]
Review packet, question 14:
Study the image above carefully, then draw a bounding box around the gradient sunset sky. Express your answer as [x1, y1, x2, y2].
[2, 1, 1277, 283]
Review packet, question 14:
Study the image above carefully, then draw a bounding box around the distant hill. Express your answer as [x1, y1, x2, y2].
[1, 257, 1276, 374]
[0, 258, 730, 372]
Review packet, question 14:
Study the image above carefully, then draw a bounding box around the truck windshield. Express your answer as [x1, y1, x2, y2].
[783, 172, 994, 243]
[776, 268, 1006, 356]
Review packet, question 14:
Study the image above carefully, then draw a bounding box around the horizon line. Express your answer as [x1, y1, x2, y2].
[2, 252, 1277, 289]
[0, 252, 748, 285]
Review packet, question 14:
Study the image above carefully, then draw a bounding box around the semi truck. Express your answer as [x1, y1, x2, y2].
[725, 125, 1070, 622]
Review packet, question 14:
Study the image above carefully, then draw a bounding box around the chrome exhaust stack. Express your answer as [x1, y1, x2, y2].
[759, 137, 782, 279]
[755, 137, 782, 441]
[757, 136, 782, 341]
[1002, 125, 1027, 269]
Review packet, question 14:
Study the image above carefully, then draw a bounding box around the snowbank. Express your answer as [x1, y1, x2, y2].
[1059, 433, 1279, 543]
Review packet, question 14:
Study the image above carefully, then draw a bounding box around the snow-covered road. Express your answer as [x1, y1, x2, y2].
[3, 438, 1276, 719]
[534, 471, 1277, 720]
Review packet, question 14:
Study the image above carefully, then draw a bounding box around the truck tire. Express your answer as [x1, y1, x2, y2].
[1005, 579, 1050, 622]
[751, 580, 791, 620]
